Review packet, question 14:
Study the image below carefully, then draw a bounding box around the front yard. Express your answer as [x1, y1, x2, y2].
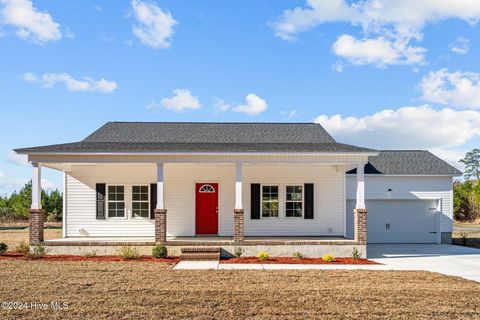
[0, 260, 479, 319]
[0, 229, 62, 247]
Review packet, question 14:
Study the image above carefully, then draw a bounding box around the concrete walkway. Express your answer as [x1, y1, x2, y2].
[174, 244, 480, 283]
[173, 261, 393, 271]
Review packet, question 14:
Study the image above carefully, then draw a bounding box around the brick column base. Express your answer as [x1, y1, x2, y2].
[29, 209, 44, 245]
[233, 209, 244, 243]
[155, 209, 167, 244]
[354, 208, 367, 244]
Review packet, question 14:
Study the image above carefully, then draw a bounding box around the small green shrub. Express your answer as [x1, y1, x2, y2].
[118, 246, 140, 260]
[15, 241, 30, 254]
[84, 250, 98, 258]
[257, 251, 269, 261]
[352, 247, 361, 260]
[233, 246, 243, 258]
[26, 245, 46, 259]
[152, 245, 168, 259]
[0, 242, 8, 254]
[322, 254, 336, 262]
[293, 251, 304, 260]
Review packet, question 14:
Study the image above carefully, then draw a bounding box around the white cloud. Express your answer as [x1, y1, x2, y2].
[419, 69, 480, 109]
[315, 105, 480, 150]
[131, 0, 177, 49]
[23, 72, 118, 93]
[332, 34, 426, 67]
[212, 98, 232, 112]
[280, 109, 298, 119]
[7, 151, 27, 166]
[160, 89, 201, 112]
[273, 0, 480, 67]
[0, 0, 62, 43]
[449, 37, 470, 55]
[233, 94, 268, 116]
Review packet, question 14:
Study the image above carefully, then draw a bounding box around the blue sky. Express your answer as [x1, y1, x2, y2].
[1, 0, 480, 194]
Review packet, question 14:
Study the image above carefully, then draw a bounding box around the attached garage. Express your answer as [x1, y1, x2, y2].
[346, 199, 440, 243]
[346, 150, 461, 244]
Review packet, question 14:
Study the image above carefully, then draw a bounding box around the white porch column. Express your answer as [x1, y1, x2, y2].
[355, 164, 365, 209]
[156, 162, 164, 209]
[235, 163, 243, 210]
[31, 163, 42, 209]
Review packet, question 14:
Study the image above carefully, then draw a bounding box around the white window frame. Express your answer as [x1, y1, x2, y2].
[285, 185, 304, 218]
[131, 184, 150, 219]
[106, 184, 126, 220]
[260, 184, 280, 218]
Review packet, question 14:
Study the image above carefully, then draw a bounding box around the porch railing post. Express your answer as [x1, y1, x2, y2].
[354, 164, 367, 244]
[30, 163, 44, 245]
[234, 163, 244, 243]
[155, 163, 166, 244]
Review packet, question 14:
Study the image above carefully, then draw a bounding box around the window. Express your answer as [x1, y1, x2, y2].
[261, 185, 279, 217]
[132, 186, 149, 218]
[108, 186, 125, 218]
[199, 184, 215, 193]
[286, 186, 303, 217]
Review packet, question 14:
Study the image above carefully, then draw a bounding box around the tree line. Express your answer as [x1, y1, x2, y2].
[454, 149, 480, 222]
[0, 181, 62, 223]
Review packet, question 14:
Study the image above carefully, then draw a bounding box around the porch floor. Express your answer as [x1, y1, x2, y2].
[43, 236, 354, 246]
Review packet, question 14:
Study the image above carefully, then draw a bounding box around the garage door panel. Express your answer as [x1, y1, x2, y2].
[346, 200, 438, 243]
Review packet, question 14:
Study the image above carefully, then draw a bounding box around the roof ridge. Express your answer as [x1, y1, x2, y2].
[107, 121, 319, 125]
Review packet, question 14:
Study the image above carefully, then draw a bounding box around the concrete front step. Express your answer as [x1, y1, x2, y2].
[180, 252, 220, 261]
[181, 247, 221, 254]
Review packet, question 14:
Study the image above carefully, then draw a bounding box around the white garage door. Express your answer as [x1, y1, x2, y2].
[346, 200, 439, 243]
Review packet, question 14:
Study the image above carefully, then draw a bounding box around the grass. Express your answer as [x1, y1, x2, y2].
[0, 229, 62, 246]
[453, 221, 480, 248]
[0, 261, 479, 319]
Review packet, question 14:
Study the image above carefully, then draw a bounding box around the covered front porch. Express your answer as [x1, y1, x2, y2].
[26, 152, 370, 256]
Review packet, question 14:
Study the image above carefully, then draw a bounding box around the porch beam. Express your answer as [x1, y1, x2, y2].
[235, 163, 243, 210]
[355, 164, 365, 209]
[156, 162, 164, 209]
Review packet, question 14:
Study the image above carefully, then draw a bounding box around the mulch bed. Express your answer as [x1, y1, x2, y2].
[221, 256, 379, 264]
[0, 252, 179, 263]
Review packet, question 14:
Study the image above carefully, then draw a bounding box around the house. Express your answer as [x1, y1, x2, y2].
[14, 122, 461, 258]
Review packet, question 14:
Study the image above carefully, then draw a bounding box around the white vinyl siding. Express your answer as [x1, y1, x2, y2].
[65, 163, 345, 237]
[346, 175, 454, 232]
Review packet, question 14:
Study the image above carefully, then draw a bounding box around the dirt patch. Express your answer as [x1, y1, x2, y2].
[221, 256, 379, 264]
[0, 260, 479, 320]
[0, 252, 179, 263]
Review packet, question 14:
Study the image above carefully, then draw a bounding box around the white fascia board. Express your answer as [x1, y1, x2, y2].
[22, 151, 379, 156]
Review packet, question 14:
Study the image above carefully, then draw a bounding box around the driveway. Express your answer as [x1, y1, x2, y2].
[368, 244, 480, 282]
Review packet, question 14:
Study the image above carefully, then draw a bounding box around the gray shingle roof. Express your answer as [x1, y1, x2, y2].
[15, 122, 376, 154]
[347, 150, 462, 176]
[84, 122, 336, 143]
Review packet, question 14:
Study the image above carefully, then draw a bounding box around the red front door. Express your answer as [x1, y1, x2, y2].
[195, 183, 218, 235]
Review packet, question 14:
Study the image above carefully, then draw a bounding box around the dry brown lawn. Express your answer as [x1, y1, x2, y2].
[0, 229, 62, 247]
[0, 260, 479, 319]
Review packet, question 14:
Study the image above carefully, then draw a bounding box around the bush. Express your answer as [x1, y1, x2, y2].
[0, 242, 8, 254]
[233, 246, 243, 258]
[352, 247, 361, 260]
[293, 251, 304, 260]
[152, 245, 168, 259]
[15, 241, 30, 254]
[84, 250, 98, 258]
[118, 246, 139, 260]
[26, 245, 46, 259]
[322, 254, 336, 262]
[257, 251, 269, 261]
